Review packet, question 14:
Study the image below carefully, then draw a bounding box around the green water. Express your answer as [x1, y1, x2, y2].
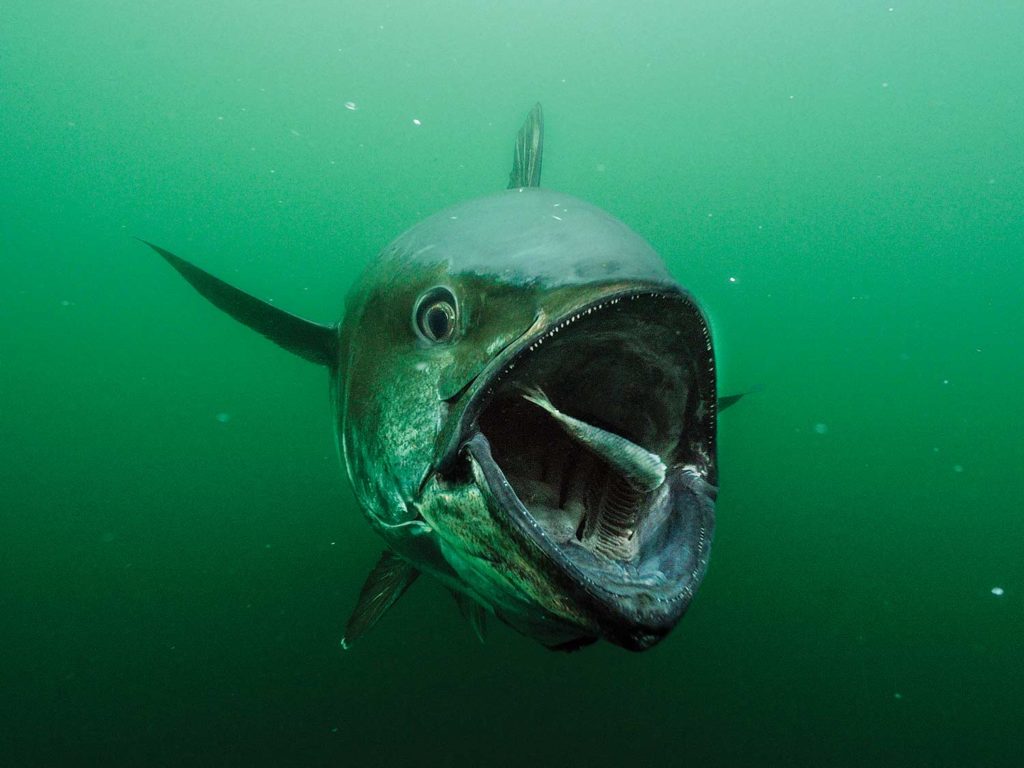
[3, 1, 1022, 765]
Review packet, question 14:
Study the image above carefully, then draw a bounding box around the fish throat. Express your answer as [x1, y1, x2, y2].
[517, 384, 666, 561]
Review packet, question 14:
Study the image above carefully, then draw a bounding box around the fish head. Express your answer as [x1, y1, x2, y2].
[338, 187, 717, 650]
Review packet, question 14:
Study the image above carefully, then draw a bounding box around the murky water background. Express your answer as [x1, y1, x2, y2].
[3, 2, 1022, 765]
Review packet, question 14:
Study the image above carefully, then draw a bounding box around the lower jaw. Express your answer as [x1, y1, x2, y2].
[464, 431, 716, 651]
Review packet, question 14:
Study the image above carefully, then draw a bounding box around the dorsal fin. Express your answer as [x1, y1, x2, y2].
[450, 590, 488, 643]
[507, 102, 544, 189]
[340, 549, 419, 649]
[139, 240, 336, 366]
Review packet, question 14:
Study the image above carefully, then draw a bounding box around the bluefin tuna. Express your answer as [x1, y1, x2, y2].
[141, 104, 741, 651]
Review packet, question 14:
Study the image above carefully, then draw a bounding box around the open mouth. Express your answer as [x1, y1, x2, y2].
[442, 288, 718, 649]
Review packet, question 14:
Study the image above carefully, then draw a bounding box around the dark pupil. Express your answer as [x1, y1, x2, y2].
[426, 304, 452, 340]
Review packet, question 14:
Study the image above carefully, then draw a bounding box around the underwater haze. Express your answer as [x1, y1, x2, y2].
[2, 1, 1022, 765]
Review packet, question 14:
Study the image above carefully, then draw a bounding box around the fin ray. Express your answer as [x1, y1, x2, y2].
[508, 103, 544, 189]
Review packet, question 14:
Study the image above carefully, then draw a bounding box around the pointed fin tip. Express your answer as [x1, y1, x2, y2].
[342, 549, 419, 647]
[137, 238, 337, 366]
[450, 590, 488, 644]
[718, 385, 764, 412]
[471, 622, 486, 644]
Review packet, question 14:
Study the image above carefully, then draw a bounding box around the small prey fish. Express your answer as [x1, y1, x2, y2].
[520, 386, 666, 492]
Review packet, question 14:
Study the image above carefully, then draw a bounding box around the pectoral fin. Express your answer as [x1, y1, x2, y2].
[139, 240, 337, 366]
[717, 394, 745, 411]
[340, 550, 419, 649]
[450, 590, 488, 643]
[719, 386, 763, 412]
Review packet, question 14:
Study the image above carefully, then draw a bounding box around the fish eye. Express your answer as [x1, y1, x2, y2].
[413, 287, 459, 343]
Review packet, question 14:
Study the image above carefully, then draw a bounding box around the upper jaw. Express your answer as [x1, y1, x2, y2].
[433, 286, 718, 649]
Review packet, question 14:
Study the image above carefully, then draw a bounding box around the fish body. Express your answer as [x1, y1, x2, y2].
[143, 105, 728, 651]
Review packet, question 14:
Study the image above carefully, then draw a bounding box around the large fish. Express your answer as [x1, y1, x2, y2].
[142, 104, 737, 651]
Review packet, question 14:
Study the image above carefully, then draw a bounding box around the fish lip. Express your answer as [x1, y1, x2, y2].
[435, 286, 718, 649]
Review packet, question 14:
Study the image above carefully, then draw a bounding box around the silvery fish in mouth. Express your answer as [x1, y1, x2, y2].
[141, 104, 743, 651]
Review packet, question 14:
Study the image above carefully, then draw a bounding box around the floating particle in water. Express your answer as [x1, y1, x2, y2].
[952, 464, 964, 473]
[60, 299, 72, 307]
[343, 101, 358, 111]
[412, 118, 422, 126]
[728, 276, 737, 283]
[814, 422, 828, 435]
[893, 692, 903, 700]
[215, 412, 231, 424]
[595, 163, 606, 172]
[991, 587, 1004, 597]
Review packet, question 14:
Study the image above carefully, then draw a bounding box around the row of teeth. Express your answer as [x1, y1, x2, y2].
[492, 291, 676, 390]
[526, 298, 624, 354]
